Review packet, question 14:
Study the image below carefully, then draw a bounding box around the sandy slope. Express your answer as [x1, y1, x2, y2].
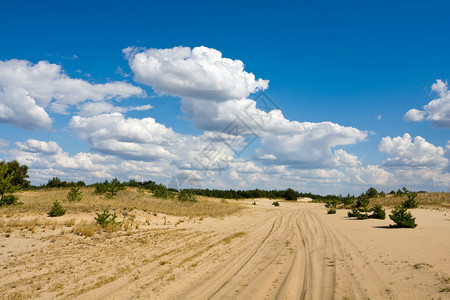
[1, 200, 449, 299]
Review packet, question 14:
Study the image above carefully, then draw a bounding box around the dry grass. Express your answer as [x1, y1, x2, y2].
[2, 187, 242, 218]
[369, 193, 450, 208]
[72, 221, 98, 237]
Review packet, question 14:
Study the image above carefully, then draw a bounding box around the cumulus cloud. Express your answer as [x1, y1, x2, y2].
[0, 59, 144, 129]
[0, 86, 52, 130]
[124, 45, 368, 171]
[379, 133, 448, 168]
[124, 46, 268, 101]
[10, 139, 117, 182]
[404, 79, 450, 127]
[403, 109, 425, 122]
[16, 139, 62, 154]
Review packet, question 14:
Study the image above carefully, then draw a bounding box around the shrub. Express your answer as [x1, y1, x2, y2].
[389, 205, 417, 228]
[272, 201, 280, 207]
[67, 186, 83, 202]
[327, 207, 336, 214]
[369, 204, 386, 219]
[177, 189, 197, 203]
[95, 210, 121, 228]
[48, 201, 66, 217]
[403, 192, 418, 209]
[325, 200, 337, 214]
[347, 207, 360, 218]
[0, 195, 21, 206]
[252, 201, 256, 205]
[152, 184, 174, 199]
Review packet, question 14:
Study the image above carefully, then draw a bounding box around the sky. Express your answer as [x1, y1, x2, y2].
[0, 0, 449, 195]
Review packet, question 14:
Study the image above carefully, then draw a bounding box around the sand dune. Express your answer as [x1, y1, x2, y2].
[1, 199, 449, 299]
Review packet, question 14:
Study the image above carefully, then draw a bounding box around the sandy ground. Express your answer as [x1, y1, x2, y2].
[1, 199, 449, 299]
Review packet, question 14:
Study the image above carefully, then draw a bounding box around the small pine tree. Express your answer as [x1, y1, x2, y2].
[67, 186, 83, 202]
[389, 205, 417, 228]
[272, 201, 280, 206]
[48, 201, 66, 217]
[95, 210, 121, 228]
[403, 192, 418, 209]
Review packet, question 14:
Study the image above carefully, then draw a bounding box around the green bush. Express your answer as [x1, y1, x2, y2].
[95, 210, 121, 228]
[0, 194, 21, 206]
[389, 205, 417, 228]
[67, 186, 83, 202]
[177, 189, 197, 202]
[152, 184, 174, 199]
[369, 204, 386, 219]
[48, 201, 66, 217]
[347, 207, 360, 218]
[272, 201, 280, 207]
[327, 207, 336, 214]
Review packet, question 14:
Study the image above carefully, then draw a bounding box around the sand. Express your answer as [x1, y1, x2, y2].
[1, 199, 449, 299]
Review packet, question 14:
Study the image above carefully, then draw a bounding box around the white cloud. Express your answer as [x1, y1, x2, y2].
[16, 139, 61, 154]
[0, 86, 52, 130]
[124, 46, 268, 101]
[403, 108, 426, 121]
[404, 79, 450, 127]
[10, 139, 117, 183]
[379, 133, 448, 168]
[0, 59, 144, 129]
[256, 122, 366, 169]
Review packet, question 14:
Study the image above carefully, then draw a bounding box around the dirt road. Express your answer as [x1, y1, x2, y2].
[77, 201, 395, 300]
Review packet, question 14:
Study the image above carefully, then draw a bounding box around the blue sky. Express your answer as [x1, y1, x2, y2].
[0, 0, 449, 194]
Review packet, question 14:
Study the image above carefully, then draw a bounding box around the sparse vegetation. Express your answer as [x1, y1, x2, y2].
[347, 190, 386, 220]
[325, 200, 337, 214]
[48, 201, 66, 217]
[272, 201, 280, 207]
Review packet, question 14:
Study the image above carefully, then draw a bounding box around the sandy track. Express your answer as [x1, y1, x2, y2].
[80, 202, 394, 300]
[2, 200, 449, 299]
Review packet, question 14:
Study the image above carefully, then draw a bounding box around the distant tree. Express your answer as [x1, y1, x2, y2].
[0, 162, 22, 206]
[283, 188, 299, 200]
[366, 187, 378, 198]
[4, 160, 30, 188]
